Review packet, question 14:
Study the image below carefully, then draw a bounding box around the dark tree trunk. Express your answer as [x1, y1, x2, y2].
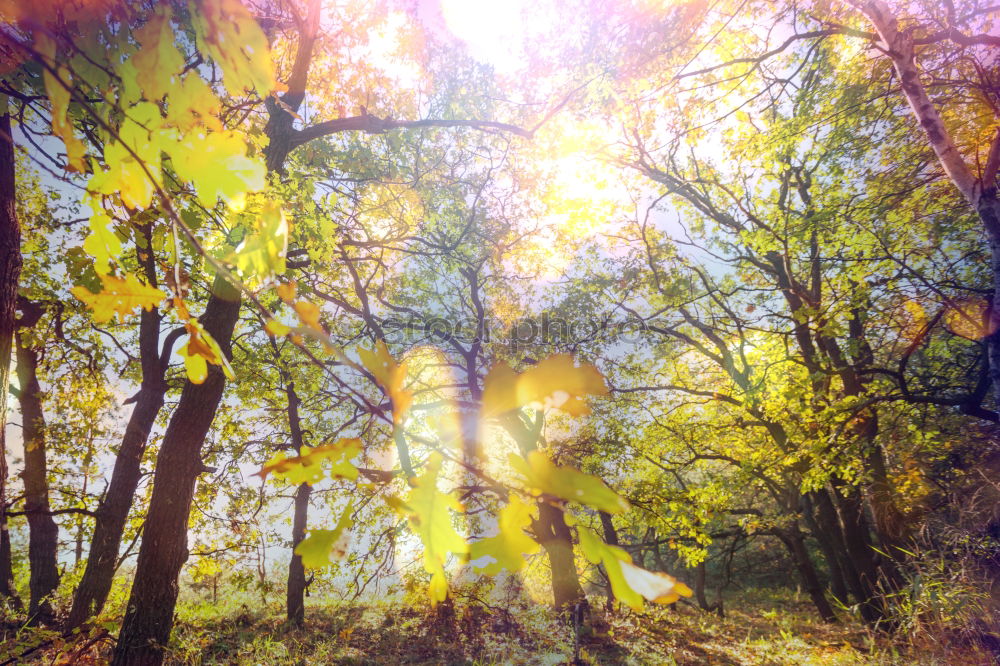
[286, 482, 311, 625]
[779, 529, 837, 623]
[598, 511, 620, 611]
[599, 511, 619, 546]
[987, 200, 1000, 407]
[111, 39, 310, 655]
[112, 276, 240, 666]
[803, 491, 850, 605]
[15, 331, 59, 622]
[67, 228, 168, 630]
[0, 101, 21, 608]
[74, 440, 94, 565]
[830, 481, 888, 626]
[692, 561, 723, 617]
[814, 488, 866, 603]
[66, 378, 164, 628]
[534, 501, 587, 616]
[855, 415, 908, 584]
[284, 379, 310, 625]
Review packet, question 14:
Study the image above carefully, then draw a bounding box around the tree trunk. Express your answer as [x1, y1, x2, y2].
[284, 378, 310, 625]
[849, 0, 1000, 407]
[15, 332, 59, 622]
[112, 276, 240, 666]
[830, 481, 888, 626]
[534, 501, 587, 616]
[598, 511, 620, 611]
[779, 529, 837, 623]
[74, 439, 94, 566]
[990, 226, 1000, 407]
[803, 491, 850, 605]
[66, 376, 165, 628]
[0, 99, 22, 608]
[692, 560, 723, 616]
[286, 482, 311, 625]
[67, 231, 168, 630]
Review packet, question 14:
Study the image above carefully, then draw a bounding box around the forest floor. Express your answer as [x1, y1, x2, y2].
[7, 587, 993, 665]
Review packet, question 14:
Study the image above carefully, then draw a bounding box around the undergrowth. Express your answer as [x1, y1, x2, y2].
[4, 587, 995, 664]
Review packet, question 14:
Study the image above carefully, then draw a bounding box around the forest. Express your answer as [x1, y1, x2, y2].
[0, 0, 998, 663]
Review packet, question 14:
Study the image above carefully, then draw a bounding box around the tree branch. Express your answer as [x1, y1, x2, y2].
[291, 114, 534, 149]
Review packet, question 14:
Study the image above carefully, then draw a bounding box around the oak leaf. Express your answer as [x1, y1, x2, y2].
[71, 273, 166, 323]
[482, 354, 607, 417]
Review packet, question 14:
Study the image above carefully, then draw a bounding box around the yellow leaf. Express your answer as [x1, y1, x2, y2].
[191, 0, 276, 97]
[177, 318, 235, 384]
[82, 213, 123, 275]
[945, 298, 993, 340]
[71, 273, 166, 323]
[294, 502, 354, 569]
[391, 453, 468, 605]
[482, 354, 608, 417]
[181, 347, 208, 384]
[264, 318, 291, 337]
[358, 341, 413, 424]
[619, 561, 693, 605]
[89, 104, 168, 210]
[578, 527, 691, 610]
[132, 6, 184, 101]
[276, 281, 296, 303]
[256, 438, 361, 485]
[90, 139, 155, 210]
[165, 72, 222, 132]
[469, 495, 539, 575]
[293, 301, 321, 332]
[38, 35, 86, 172]
[228, 201, 287, 284]
[164, 129, 265, 206]
[509, 450, 628, 514]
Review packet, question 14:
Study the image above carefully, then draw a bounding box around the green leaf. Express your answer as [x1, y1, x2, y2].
[393, 452, 468, 604]
[578, 527, 692, 610]
[509, 450, 628, 514]
[190, 0, 276, 97]
[578, 525, 642, 610]
[229, 201, 288, 285]
[82, 213, 123, 275]
[295, 502, 354, 569]
[132, 6, 185, 101]
[71, 273, 166, 323]
[256, 438, 361, 485]
[164, 129, 266, 206]
[469, 494, 540, 575]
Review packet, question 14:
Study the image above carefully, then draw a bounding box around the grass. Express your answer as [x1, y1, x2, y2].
[5, 587, 996, 664]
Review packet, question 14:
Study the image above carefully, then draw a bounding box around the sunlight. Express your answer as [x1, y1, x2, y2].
[9, 0, 997, 661]
[437, 0, 533, 69]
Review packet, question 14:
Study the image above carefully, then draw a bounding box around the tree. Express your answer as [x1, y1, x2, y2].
[842, 0, 1000, 404]
[13, 299, 59, 621]
[0, 99, 21, 609]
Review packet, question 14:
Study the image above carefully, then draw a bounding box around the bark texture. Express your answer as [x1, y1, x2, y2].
[780, 529, 837, 623]
[15, 326, 59, 622]
[534, 501, 588, 614]
[850, 0, 1000, 407]
[0, 102, 21, 607]
[286, 482, 312, 624]
[284, 381, 310, 625]
[111, 276, 240, 665]
[67, 235, 168, 630]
